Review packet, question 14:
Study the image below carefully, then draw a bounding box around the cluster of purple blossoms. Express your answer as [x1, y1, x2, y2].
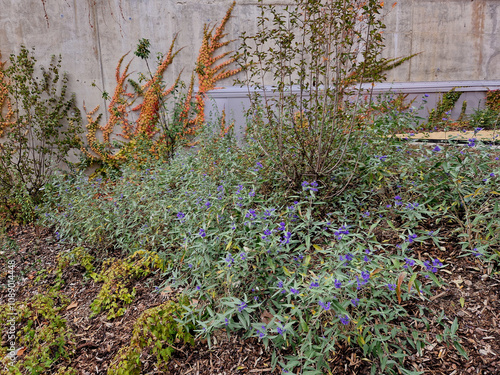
[253, 161, 263, 172]
[423, 258, 442, 273]
[338, 315, 350, 325]
[407, 234, 418, 243]
[309, 280, 319, 289]
[261, 229, 272, 241]
[334, 279, 342, 289]
[394, 195, 403, 206]
[334, 225, 350, 240]
[225, 254, 235, 267]
[355, 271, 371, 289]
[256, 325, 266, 338]
[468, 138, 476, 147]
[199, 228, 206, 238]
[472, 248, 482, 257]
[406, 202, 419, 210]
[277, 325, 286, 335]
[403, 257, 416, 269]
[281, 231, 292, 245]
[339, 253, 353, 265]
[301, 181, 319, 192]
[238, 301, 247, 312]
[246, 209, 257, 220]
[318, 301, 331, 311]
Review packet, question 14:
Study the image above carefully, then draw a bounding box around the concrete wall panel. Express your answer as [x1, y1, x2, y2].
[1, 0, 499, 123]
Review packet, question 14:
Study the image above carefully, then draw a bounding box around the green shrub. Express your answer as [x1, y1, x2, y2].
[0, 46, 81, 224]
[236, 0, 412, 195]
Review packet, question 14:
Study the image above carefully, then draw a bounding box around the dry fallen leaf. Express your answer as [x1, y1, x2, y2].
[16, 347, 26, 356]
[261, 310, 274, 324]
[66, 301, 78, 310]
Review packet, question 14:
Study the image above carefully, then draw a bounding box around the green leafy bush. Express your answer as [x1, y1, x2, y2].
[236, 0, 412, 195]
[0, 46, 81, 224]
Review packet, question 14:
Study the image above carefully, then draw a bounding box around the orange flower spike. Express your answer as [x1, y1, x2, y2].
[136, 36, 182, 138]
[193, 1, 242, 127]
[102, 53, 133, 143]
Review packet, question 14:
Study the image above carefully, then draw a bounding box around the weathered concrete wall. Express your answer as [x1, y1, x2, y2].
[381, 0, 500, 82]
[1, 0, 499, 121]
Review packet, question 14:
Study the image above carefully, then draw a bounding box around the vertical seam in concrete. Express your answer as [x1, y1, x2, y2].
[408, 0, 414, 81]
[94, 2, 108, 122]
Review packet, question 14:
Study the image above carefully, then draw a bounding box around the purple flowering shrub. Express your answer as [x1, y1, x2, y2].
[39, 97, 500, 374]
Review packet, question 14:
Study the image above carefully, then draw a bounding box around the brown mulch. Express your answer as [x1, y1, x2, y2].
[1, 224, 499, 374]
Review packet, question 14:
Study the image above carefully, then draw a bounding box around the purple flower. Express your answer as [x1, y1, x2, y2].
[301, 181, 309, 187]
[225, 254, 235, 267]
[387, 283, 396, 291]
[177, 211, 185, 220]
[334, 279, 342, 289]
[309, 281, 319, 289]
[290, 288, 300, 295]
[338, 315, 350, 325]
[432, 258, 443, 267]
[475, 127, 483, 132]
[490, 173, 495, 177]
[246, 209, 257, 219]
[351, 298, 359, 307]
[199, 228, 206, 238]
[256, 325, 266, 338]
[281, 231, 292, 245]
[468, 138, 476, 148]
[261, 229, 272, 240]
[240, 252, 247, 260]
[403, 258, 415, 269]
[277, 325, 286, 335]
[277, 222, 286, 231]
[318, 301, 331, 311]
[277, 280, 283, 289]
[362, 211, 370, 217]
[472, 248, 482, 257]
[433, 145, 441, 152]
[407, 234, 417, 243]
[361, 271, 370, 282]
[363, 255, 370, 262]
[196, 285, 201, 290]
[238, 301, 247, 312]
[205, 201, 212, 208]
